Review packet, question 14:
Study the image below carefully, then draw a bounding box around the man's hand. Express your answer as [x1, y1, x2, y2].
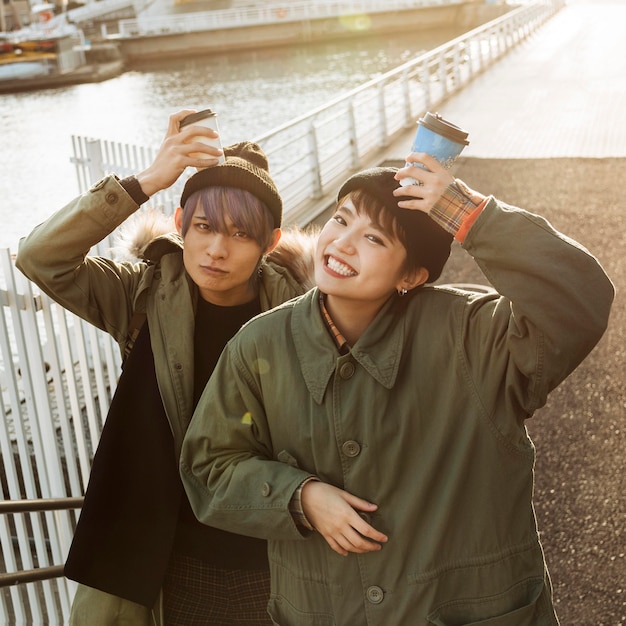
[136, 109, 224, 197]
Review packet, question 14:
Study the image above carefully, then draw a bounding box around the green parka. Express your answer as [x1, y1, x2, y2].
[181, 198, 614, 625]
[16, 175, 315, 457]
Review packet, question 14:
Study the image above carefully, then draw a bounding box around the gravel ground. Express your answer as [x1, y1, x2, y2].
[436, 157, 625, 626]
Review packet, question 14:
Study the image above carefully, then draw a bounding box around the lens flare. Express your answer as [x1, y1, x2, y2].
[253, 358, 271, 375]
[339, 13, 372, 32]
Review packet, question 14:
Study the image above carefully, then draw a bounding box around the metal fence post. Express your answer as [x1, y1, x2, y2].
[347, 102, 360, 169]
[401, 68, 412, 128]
[306, 123, 323, 199]
[453, 42, 461, 90]
[377, 82, 388, 148]
[420, 60, 431, 111]
[438, 51, 447, 97]
[85, 139, 106, 186]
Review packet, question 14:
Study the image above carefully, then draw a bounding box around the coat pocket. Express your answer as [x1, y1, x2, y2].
[427, 577, 555, 626]
[268, 596, 335, 626]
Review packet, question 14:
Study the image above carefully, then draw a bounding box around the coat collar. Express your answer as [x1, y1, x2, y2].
[292, 289, 408, 404]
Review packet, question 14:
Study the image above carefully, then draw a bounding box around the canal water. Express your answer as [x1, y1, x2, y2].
[0, 26, 465, 252]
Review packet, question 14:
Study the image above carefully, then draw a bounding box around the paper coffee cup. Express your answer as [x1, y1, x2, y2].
[180, 108, 226, 167]
[399, 112, 469, 186]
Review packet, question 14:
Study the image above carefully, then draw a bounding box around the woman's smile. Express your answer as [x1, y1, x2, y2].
[326, 255, 357, 277]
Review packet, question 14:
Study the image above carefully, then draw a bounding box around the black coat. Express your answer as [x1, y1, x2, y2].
[64, 323, 181, 608]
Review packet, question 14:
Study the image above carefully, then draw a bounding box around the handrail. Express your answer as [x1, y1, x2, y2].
[72, 0, 564, 228]
[0, 497, 84, 514]
[0, 566, 66, 587]
[253, 2, 544, 140]
[0, 497, 83, 588]
[253, 0, 564, 223]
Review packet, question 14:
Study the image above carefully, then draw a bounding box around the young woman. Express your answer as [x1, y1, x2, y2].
[181, 155, 614, 625]
[16, 111, 315, 625]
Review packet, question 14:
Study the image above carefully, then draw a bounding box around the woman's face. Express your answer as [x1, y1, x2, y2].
[176, 203, 278, 306]
[315, 197, 415, 310]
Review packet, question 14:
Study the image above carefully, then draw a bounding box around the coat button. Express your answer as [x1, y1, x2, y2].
[366, 586, 384, 604]
[341, 440, 361, 457]
[261, 482, 271, 497]
[339, 361, 355, 379]
[105, 192, 119, 204]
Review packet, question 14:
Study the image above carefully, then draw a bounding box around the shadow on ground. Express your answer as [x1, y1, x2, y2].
[436, 157, 625, 625]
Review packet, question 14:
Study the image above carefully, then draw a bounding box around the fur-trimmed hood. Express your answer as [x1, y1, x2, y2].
[111, 206, 317, 291]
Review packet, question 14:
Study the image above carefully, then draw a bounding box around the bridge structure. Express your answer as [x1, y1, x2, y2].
[2, 0, 625, 622]
[62, 0, 486, 39]
[108, 0, 499, 62]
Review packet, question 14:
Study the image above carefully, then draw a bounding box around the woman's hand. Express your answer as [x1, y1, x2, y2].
[393, 152, 455, 214]
[301, 481, 388, 556]
[136, 109, 224, 197]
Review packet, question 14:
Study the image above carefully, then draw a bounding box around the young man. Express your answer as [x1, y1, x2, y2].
[16, 111, 316, 625]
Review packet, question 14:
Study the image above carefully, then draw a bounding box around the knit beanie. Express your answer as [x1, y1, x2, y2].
[337, 167, 453, 283]
[180, 141, 282, 227]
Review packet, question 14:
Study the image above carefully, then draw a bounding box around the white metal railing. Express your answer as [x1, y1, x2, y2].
[77, 0, 563, 226]
[113, 0, 461, 38]
[0, 0, 564, 620]
[1, 246, 121, 622]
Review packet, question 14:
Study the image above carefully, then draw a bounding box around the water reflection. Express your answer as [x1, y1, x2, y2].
[0, 27, 465, 251]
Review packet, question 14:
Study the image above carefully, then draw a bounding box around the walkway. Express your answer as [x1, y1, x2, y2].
[382, 0, 626, 160]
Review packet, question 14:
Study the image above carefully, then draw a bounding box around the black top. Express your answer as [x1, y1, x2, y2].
[175, 295, 266, 566]
[192, 295, 261, 406]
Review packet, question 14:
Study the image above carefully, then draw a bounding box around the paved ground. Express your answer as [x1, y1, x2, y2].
[379, 1, 625, 624]
[436, 158, 625, 626]
[382, 0, 626, 161]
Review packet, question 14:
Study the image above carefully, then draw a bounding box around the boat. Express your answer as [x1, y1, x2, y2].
[0, 3, 124, 93]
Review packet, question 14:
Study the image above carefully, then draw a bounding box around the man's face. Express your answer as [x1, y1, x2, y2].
[176, 203, 266, 306]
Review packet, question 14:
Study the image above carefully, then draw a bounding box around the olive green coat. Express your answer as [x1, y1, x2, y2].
[181, 198, 614, 625]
